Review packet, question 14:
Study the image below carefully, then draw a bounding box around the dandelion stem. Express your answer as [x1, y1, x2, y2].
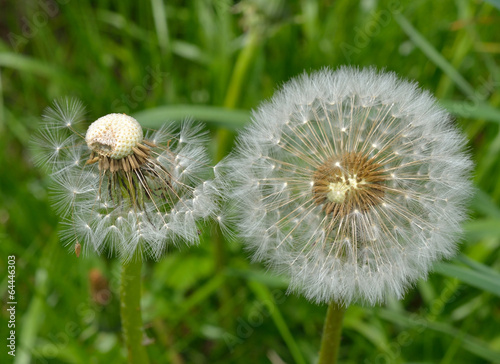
[317, 301, 345, 364]
[120, 259, 150, 364]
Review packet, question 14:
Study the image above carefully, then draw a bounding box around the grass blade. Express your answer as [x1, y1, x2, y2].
[440, 100, 500, 124]
[433, 261, 500, 297]
[133, 104, 250, 130]
[248, 281, 306, 364]
[0, 52, 75, 85]
[395, 14, 476, 98]
[463, 218, 500, 241]
[377, 308, 500, 362]
[456, 254, 500, 278]
[150, 0, 169, 54]
[469, 189, 500, 218]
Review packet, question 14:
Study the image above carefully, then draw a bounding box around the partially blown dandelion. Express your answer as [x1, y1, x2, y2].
[222, 67, 472, 306]
[33, 98, 218, 261]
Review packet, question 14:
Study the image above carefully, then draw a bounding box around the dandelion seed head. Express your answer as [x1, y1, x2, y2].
[33, 98, 219, 261]
[85, 113, 143, 159]
[222, 67, 473, 306]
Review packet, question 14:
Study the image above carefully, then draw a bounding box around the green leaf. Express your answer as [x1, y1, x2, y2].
[133, 105, 250, 130]
[456, 254, 500, 278]
[463, 219, 500, 241]
[0, 52, 75, 85]
[440, 100, 500, 124]
[377, 308, 500, 362]
[433, 261, 500, 297]
[468, 189, 500, 218]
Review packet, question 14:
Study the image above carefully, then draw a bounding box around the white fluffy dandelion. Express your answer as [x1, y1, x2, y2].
[221, 67, 472, 305]
[32, 98, 218, 261]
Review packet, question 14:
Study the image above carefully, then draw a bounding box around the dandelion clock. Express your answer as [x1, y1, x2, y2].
[32, 98, 218, 363]
[220, 67, 472, 363]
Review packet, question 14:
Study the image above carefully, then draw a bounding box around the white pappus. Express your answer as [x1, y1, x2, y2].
[32, 98, 219, 261]
[219, 67, 473, 306]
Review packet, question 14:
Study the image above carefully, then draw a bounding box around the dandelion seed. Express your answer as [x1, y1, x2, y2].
[221, 67, 473, 305]
[32, 98, 218, 261]
[74, 242, 81, 258]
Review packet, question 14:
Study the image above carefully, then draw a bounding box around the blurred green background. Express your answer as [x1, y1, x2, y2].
[1, 0, 500, 363]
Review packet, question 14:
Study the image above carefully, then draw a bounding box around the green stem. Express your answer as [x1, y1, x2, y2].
[120, 259, 150, 364]
[318, 301, 346, 364]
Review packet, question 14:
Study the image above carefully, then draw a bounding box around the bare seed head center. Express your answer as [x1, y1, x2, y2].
[85, 113, 157, 172]
[86, 113, 143, 159]
[312, 152, 387, 217]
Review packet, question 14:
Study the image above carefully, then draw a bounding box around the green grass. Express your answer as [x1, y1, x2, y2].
[1, 1, 499, 363]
